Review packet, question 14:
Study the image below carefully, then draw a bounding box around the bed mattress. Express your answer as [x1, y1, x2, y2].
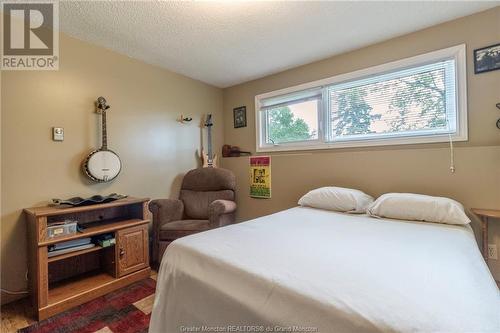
[149, 207, 500, 333]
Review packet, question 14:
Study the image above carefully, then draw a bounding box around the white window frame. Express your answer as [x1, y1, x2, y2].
[255, 44, 467, 152]
[260, 89, 324, 148]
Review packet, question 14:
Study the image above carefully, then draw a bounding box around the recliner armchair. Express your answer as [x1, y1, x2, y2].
[149, 167, 237, 263]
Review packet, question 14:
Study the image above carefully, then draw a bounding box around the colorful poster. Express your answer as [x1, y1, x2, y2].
[249, 156, 271, 199]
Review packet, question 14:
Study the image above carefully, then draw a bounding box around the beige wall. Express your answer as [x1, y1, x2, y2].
[1, 34, 223, 304]
[221, 8, 500, 279]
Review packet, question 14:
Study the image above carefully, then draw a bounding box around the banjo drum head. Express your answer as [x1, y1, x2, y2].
[86, 150, 121, 182]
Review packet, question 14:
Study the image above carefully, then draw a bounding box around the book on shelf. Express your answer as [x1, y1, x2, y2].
[47, 243, 96, 257]
[48, 237, 92, 251]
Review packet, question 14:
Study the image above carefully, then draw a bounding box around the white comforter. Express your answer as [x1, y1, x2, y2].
[150, 207, 500, 333]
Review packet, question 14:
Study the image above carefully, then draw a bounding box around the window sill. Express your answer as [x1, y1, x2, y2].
[257, 132, 468, 153]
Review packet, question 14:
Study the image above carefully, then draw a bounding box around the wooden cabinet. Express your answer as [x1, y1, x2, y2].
[25, 197, 151, 320]
[117, 225, 149, 277]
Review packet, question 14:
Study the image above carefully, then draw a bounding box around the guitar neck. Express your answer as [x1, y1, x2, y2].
[207, 126, 212, 159]
[101, 110, 108, 150]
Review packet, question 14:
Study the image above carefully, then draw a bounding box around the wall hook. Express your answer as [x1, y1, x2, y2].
[178, 115, 193, 124]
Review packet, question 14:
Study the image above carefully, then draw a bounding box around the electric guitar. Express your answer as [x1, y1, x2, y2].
[201, 114, 218, 167]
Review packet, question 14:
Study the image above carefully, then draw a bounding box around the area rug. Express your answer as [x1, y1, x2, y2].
[19, 278, 156, 333]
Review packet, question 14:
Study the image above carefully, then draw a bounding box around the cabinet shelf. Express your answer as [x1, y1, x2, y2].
[47, 245, 105, 263]
[40, 218, 147, 246]
[48, 270, 114, 304]
[44, 268, 150, 318]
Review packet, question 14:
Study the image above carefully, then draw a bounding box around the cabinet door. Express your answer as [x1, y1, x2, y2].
[117, 225, 149, 277]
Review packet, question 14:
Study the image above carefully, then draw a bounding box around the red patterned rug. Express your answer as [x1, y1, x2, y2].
[19, 278, 156, 333]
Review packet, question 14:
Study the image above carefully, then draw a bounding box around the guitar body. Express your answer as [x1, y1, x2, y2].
[201, 149, 218, 168]
[84, 149, 122, 182]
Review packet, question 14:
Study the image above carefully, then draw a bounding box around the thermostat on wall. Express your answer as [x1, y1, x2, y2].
[52, 127, 64, 141]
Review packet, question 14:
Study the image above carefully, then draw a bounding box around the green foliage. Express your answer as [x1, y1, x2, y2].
[267, 106, 312, 143]
[333, 70, 447, 135]
[267, 69, 447, 142]
[386, 70, 446, 131]
[332, 87, 381, 136]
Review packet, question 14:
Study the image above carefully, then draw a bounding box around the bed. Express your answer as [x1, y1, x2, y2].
[149, 206, 500, 333]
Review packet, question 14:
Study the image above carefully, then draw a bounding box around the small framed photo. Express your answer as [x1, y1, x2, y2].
[233, 106, 247, 128]
[474, 43, 500, 74]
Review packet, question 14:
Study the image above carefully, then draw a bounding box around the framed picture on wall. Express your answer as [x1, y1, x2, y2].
[233, 106, 247, 128]
[474, 43, 500, 74]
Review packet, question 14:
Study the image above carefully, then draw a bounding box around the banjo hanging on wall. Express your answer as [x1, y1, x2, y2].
[83, 97, 122, 182]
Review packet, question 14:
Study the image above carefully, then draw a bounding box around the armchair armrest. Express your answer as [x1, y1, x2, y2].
[148, 198, 184, 263]
[149, 199, 184, 228]
[208, 200, 237, 226]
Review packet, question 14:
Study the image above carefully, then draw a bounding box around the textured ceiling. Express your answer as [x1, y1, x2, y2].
[59, 1, 498, 88]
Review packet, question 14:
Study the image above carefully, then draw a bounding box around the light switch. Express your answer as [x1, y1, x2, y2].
[52, 127, 64, 141]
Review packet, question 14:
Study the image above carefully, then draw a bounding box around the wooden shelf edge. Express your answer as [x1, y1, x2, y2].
[39, 219, 149, 247]
[24, 197, 150, 217]
[471, 208, 500, 219]
[47, 245, 105, 263]
[39, 268, 151, 320]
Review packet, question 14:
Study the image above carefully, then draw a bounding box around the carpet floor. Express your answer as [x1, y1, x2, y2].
[18, 278, 156, 333]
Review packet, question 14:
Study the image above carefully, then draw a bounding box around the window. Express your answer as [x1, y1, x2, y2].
[256, 45, 467, 152]
[260, 89, 321, 145]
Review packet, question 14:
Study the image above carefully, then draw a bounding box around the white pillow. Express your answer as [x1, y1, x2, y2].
[298, 186, 374, 213]
[367, 193, 470, 225]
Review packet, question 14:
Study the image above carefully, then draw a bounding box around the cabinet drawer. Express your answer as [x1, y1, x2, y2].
[116, 225, 149, 277]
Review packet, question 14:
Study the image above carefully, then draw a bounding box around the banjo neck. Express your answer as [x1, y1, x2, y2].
[101, 108, 108, 150]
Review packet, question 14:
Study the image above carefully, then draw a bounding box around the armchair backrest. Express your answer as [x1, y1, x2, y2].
[179, 168, 236, 219]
